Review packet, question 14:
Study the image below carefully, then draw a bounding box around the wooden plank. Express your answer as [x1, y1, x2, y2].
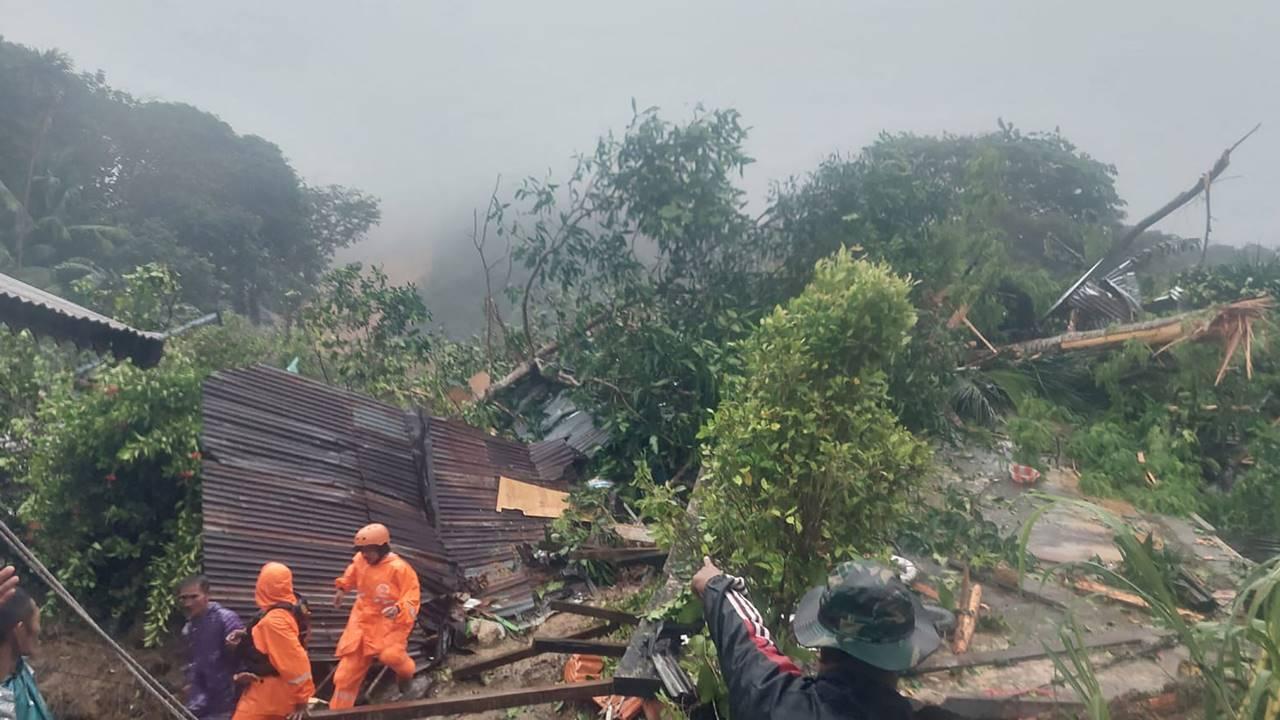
[452, 623, 617, 680]
[571, 547, 668, 564]
[532, 637, 629, 657]
[907, 628, 1164, 675]
[310, 679, 617, 719]
[549, 600, 640, 626]
[1071, 578, 1205, 622]
[950, 581, 982, 654]
[946, 559, 1070, 610]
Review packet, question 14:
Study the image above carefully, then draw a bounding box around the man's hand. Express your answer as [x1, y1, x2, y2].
[0, 566, 18, 605]
[287, 703, 310, 719]
[333, 589, 346, 609]
[691, 556, 723, 598]
[382, 604, 400, 619]
[225, 629, 247, 649]
[233, 672, 261, 686]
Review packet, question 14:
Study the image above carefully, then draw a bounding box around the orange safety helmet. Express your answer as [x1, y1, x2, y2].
[353, 522, 391, 548]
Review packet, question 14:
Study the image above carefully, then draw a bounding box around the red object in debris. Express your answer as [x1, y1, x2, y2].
[1009, 463, 1041, 485]
[564, 654, 648, 720]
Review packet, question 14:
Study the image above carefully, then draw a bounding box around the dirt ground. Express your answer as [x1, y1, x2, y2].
[36, 622, 185, 720]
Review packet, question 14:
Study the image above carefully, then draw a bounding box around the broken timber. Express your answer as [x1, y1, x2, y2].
[309, 679, 616, 719]
[549, 600, 641, 626]
[987, 296, 1273, 365]
[906, 627, 1166, 675]
[532, 637, 629, 657]
[452, 623, 617, 680]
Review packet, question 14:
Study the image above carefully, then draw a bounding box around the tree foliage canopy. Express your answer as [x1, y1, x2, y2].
[0, 37, 380, 315]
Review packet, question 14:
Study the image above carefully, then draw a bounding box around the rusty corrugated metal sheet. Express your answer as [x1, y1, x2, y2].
[201, 365, 577, 652]
[0, 271, 165, 367]
[201, 365, 454, 659]
[427, 417, 573, 615]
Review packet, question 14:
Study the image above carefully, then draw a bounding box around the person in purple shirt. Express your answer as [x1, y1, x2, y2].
[178, 575, 245, 720]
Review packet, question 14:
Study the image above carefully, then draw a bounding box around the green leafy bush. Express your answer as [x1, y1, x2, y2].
[1007, 397, 1076, 470]
[544, 485, 622, 586]
[1069, 423, 1202, 515]
[699, 249, 930, 623]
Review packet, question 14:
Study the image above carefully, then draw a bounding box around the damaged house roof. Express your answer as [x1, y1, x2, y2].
[201, 365, 586, 658]
[0, 271, 165, 367]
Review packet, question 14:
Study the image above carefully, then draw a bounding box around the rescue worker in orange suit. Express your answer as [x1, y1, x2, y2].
[329, 523, 423, 709]
[231, 562, 314, 720]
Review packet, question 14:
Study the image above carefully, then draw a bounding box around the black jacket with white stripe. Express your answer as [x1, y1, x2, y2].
[702, 574, 916, 720]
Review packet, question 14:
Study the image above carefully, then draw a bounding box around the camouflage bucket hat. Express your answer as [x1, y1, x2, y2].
[791, 560, 942, 672]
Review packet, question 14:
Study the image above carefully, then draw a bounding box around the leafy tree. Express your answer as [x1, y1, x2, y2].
[763, 124, 1125, 431]
[0, 37, 380, 315]
[300, 263, 435, 403]
[498, 106, 768, 483]
[6, 266, 291, 643]
[698, 249, 930, 623]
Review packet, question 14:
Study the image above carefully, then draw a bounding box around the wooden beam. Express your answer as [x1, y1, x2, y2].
[549, 600, 640, 626]
[310, 679, 617, 719]
[452, 623, 617, 680]
[936, 696, 1085, 719]
[907, 628, 1164, 675]
[950, 581, 982, 654]
[1071, 578, 1204, 622]
[532, 637, 629, 657]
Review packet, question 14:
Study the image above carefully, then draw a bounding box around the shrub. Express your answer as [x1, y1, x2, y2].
[698, 249, 930, 623]
[1007, 397, 1075, 471]
[1068, 422, 1202, 515]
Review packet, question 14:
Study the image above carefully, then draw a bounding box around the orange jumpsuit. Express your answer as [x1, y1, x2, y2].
[232, 562, 315, 720]
[329, 552, 421, 709]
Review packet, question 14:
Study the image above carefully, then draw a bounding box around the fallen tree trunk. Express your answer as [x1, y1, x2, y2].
[985, 296, 1273, 365]
[951, 581, 982, 654]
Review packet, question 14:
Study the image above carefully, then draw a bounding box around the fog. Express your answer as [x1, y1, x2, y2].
[5, 0, 1278, 290]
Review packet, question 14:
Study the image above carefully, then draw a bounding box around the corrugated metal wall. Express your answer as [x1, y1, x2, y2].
[201, 365, 579, 657]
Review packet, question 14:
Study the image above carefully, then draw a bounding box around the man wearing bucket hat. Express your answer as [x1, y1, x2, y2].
[693, 556, 949, 719]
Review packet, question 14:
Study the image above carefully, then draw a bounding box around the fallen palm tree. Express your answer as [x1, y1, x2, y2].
[983, 297, 1273, 385]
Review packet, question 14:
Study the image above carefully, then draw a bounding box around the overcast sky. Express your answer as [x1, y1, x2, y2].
[4, 1, 1277, 283]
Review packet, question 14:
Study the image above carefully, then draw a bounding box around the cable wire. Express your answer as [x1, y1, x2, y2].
[0, 519, 198, 720]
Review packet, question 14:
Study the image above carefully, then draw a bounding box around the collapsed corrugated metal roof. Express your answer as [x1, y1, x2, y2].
[201, 365, 582, 658]
[0, 271, 165, 367]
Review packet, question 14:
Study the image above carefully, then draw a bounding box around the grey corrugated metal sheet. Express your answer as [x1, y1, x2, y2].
[0, 272, 165, 367]
[518, 392, 609, 457]
[1066, 281, 1137, 329]
[201, 365, 454, 659]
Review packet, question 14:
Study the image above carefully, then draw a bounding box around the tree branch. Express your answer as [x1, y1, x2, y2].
[1198, 173, 1212, 268]
[519, 177, 595, 360]
[1111, 123, 1259, 261]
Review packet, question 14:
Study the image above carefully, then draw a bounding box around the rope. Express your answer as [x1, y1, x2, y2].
[0, 519, 198, 720]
